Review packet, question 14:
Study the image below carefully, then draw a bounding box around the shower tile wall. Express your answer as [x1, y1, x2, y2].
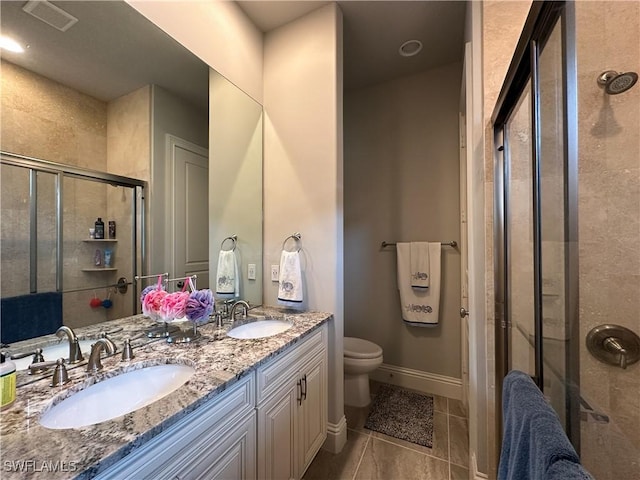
[575, 2, 640, 478]
[105, 86, 151, 323]
[0, 60, 108, 311]
[0, 60, 108, 168]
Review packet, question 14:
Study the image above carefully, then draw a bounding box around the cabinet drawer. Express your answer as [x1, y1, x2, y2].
[256, 325, 327, 404]
[95, 374, 255, 479]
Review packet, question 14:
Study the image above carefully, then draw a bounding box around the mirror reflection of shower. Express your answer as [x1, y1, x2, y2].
[597, 70, 638, 94]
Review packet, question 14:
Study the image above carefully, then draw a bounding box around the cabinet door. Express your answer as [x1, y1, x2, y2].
[257, 381, 298, 480]
[298, 351, 328, 477]
[94, 375, 255, 480]
[182, 412, 256, 480]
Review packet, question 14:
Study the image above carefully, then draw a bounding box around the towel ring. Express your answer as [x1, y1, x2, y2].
[282, 233, 302, 252]
[221, 235, 237, 251]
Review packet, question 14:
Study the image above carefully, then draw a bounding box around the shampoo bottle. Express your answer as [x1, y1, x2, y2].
[94, 218, 105, 239]
[0, 353, 16, 411]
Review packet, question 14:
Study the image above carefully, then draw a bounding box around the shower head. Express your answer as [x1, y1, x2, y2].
[597, 70, 638, 95]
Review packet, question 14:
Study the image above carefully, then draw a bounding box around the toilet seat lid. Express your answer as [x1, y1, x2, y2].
[344, 337, 382, 359]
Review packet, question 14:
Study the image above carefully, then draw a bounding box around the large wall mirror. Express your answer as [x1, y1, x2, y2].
[0, 0, 263, 344]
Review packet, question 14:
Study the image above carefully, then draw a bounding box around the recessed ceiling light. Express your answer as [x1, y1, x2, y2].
[0, 35, 25, 53]
[399, 40, 423, 57]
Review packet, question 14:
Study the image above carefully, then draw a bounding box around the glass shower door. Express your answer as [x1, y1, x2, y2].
[0, 164, 58, 297]
[496, 3, 581, 450]
[505, 80, 536, 379]
[537, 16, 580, 444]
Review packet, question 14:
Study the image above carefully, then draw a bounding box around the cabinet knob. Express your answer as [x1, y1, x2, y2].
[460, 307, 469, 318]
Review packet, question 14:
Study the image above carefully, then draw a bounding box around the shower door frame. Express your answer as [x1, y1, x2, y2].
[1, 151, 147, 314]
[492, 0, 581, 451]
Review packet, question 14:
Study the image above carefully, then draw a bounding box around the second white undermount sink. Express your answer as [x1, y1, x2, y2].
[226, 319, 292, 339]
[39, 363, 195, 430]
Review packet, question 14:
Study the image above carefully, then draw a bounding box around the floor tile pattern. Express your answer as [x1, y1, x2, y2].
[303, 382, 469, 480]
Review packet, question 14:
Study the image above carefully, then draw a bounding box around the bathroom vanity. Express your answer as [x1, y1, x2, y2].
[0, 308, 330, 480]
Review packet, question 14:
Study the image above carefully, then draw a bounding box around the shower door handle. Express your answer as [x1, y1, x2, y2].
[460, 307, 469, 318]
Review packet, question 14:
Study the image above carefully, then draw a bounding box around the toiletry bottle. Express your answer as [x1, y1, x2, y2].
[104, 249, 112, 268]
[0, 353, 16, 411]
[94, 218, 105, 239]
[94, 249, 102, 267]
[108, 221, 116, 239]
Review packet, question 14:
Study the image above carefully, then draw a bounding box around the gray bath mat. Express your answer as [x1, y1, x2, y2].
[364, 384, 434, 448]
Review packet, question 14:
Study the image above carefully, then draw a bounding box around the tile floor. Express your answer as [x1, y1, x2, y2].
[303, 382, 469, 480]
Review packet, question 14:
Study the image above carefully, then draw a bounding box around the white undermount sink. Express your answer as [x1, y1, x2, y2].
[12, 339, 94, 371]
[226, 319, 292, 339]
[39, 363, 195, 429]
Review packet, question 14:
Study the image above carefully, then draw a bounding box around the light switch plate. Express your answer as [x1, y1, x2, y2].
[248, 263, 256, 280]
[271, 265, 279, 282]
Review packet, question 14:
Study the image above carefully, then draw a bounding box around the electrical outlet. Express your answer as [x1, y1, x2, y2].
[248, 263, 256, 280]
[271, 265, 279, 282]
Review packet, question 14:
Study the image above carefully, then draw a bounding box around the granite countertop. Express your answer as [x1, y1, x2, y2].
[0, 307, 331, 479]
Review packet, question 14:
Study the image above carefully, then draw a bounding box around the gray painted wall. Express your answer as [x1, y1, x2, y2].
[149, 85, 208, 279]
[344, 62, 462, 379]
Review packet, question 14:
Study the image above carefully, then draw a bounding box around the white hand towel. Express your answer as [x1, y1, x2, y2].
[216, 249, 239, 297]
[277, 250, 303, 306]
[397, 242, 441, 326]
[410, 242, 430, 289]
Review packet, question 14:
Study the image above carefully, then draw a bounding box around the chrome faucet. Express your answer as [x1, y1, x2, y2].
[56, 326, 84, 364]
[86, 338, 116, 373]
[229, 300, 250, 322]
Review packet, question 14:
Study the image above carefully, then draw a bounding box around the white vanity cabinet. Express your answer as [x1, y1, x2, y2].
[256, 325, 328, 480]
[92, 323, 327, 480]
[94, 374, 256, 480]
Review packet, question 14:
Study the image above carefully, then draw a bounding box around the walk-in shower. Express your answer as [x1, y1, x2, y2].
[493, 2, 640, 479]
[0, 152, 146, 344]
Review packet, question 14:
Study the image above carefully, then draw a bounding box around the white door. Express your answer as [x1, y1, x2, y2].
[168, 135, 209, 289]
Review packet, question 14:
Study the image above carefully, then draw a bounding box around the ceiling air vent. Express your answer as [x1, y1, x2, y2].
[22, 1, 78, 32]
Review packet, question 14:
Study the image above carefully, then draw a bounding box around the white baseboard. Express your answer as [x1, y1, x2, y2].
[322, 415, 347, 454]
[369, 363, 462, 400]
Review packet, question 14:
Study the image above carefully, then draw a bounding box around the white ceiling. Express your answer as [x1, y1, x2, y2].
[0, 1, 466, 108]
[0, 1, 209, 112]
[238, 1, 467, 90]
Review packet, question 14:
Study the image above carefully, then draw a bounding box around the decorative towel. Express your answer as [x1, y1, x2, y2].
[498, 370, 594, 480]
[410, 242, 431, 288]
[215, 249, 238, 297]
[396, 242, 441, 325]
[277, 250, 303, 306]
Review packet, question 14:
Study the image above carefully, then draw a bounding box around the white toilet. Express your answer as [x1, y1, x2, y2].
[343, 337, 383, 407]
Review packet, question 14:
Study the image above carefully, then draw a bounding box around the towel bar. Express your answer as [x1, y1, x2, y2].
[381, 240, 457, 248]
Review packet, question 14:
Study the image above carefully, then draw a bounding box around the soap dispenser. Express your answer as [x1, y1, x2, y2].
[94, 218, 105, 239]
[0, 353, 16, 410]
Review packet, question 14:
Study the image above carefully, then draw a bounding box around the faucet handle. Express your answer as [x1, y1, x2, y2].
[11, 348, 45, 364]
[50, 358, 70, 387]
[121, 338, 135, 362]
[28, 359, 57, 375]
[29, 357, 69, 386]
